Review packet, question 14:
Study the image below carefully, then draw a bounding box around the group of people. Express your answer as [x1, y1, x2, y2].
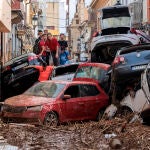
[33, 30, 71, 66]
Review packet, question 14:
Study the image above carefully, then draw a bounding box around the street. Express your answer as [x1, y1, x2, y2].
[0, 117, 150, 150]
[0, 0, 150, 149]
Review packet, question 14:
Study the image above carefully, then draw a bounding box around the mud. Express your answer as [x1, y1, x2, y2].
[0, 117, 150, 150]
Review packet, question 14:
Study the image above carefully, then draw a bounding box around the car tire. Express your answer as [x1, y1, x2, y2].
[96, 109, 105, 121]
[44, 111, 58, 126]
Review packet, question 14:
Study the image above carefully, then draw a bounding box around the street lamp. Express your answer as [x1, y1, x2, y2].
[32, 14, 38, 34]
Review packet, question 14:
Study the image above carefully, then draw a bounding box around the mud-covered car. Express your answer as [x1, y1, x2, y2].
[1, 53, 45, 101]
[1, 80, 109, 125]
[73, 63, 111, 93]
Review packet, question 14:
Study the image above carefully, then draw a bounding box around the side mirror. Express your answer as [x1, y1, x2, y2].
[63, 94, 71, 100]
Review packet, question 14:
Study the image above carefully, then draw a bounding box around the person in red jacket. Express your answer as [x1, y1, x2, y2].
[38, 33, 47, 62]
[45, 33, 59, 66]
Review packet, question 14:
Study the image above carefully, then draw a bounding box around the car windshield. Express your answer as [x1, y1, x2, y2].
[24, 82, 65, 98]
[75, 66, 106, 83]
[101, 17, 130, 29]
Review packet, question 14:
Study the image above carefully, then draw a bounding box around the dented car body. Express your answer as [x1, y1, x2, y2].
[1, 80, 109, 124]
[73, 63, 111, 93]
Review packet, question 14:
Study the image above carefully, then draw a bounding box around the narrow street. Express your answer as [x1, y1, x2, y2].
[0, 0, 150, 150]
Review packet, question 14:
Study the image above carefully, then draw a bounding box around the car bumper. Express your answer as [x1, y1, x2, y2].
[2, 111, 44, 125]
[114, 65, 147, 83]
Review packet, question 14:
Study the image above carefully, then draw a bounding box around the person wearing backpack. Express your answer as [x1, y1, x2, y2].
[33, 30, 43, 55]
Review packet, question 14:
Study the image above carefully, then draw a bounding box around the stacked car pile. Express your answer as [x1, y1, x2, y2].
[0, 4, 150, 125]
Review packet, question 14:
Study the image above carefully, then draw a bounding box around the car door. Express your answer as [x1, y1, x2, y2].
[79, 84, 103, 119]
[61, 84, 86, 121]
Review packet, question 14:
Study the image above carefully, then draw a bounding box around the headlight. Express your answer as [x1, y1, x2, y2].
[27, 106, 42, 112]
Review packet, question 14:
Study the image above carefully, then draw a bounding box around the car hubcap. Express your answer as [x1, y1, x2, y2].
[45, 113, 58, 126]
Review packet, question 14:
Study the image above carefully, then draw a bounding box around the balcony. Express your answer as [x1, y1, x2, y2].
[11, 0, 25, 24]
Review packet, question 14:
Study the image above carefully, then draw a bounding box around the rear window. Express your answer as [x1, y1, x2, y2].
[120, 46, 150, 55]
[102, 6, 130, 19]
[53, 64, 79, 77]
[75, 66, 107, 83]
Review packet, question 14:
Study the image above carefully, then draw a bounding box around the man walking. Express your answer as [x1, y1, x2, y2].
[45, 33, 59, 66]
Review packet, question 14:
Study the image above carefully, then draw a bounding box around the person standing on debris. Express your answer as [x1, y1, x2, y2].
[38, 33, 47, 62]
[58, 33, 71, 65]
[33, 30, 43, 55]
[45, 33, 59, 66]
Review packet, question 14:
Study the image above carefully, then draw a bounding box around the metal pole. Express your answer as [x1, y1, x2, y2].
[1, 32, 3, 67]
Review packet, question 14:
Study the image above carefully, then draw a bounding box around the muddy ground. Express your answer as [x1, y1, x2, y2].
[0, 117, 150, 150]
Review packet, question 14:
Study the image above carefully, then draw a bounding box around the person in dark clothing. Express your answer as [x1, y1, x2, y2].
[58, 33, 68, 51]
[33, 30, 43, 54]
[58, 33, 70, 65]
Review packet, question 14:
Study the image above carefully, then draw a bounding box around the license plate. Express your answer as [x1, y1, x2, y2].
[132, 65, 149, 71]
[13, 62, 28, 70]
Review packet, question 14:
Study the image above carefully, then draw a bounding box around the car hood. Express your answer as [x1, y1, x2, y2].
[4, 95, 55, 107]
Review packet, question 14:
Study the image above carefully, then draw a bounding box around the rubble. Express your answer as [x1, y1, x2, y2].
[0, 117, 149, 149]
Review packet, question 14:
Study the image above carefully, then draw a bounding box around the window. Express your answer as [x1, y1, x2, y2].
[75, 66, 107, 83]
[80, 84, 100, 97]
[64, 85, 80, 98]
[76, 20, 79, 24]
[25, 82, 65, 98]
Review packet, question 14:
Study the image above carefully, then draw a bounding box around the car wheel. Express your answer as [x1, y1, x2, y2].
[96, 109, 105, 121]
[44, 112, 58, 126]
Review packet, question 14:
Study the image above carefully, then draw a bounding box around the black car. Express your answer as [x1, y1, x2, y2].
[50, 63, 80, 81]
[1, 53, 45, 101]
[111, 44, 150, 99]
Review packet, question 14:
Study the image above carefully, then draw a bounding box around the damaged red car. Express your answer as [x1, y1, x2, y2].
[1, 80, 109, 125]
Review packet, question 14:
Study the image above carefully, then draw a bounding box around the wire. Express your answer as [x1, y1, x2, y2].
[45, 16, 67, 20]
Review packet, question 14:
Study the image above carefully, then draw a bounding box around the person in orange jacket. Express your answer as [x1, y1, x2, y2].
[25, 62, 54, 82]
[34, 65, 54, 81]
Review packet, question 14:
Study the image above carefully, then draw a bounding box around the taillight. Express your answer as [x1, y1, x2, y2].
[112, 56, 125, 66]
[4, 65, 11, 71]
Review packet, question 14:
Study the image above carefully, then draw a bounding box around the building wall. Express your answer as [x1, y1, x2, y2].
[0, 0, 11, 32]
[46, 2, 59, 32]
[0, 0, 11, 63]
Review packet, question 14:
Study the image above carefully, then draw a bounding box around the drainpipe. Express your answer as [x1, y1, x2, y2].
[1, 32, 3, 67]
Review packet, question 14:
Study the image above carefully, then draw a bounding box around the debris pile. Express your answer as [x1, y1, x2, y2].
[0, 117, 149, 149]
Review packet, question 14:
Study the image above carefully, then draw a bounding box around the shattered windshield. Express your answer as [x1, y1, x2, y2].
[24, 82, 65, 98]
[101, 17, 130, 29]
[75, 66, 106, 83]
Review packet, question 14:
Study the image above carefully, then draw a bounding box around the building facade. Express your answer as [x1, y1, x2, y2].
[0, 0, 11, 64]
